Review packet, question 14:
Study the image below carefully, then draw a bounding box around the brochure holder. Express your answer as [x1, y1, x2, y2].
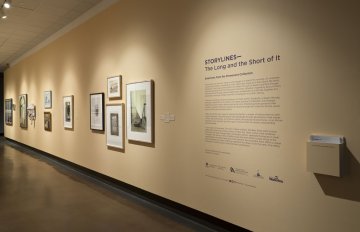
[307, 135, 344, 177]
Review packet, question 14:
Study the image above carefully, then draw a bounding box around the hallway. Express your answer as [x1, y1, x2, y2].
[0, 138, 213, 232]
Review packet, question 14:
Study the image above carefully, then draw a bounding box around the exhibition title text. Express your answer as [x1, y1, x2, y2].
[204, 54, 281, 72]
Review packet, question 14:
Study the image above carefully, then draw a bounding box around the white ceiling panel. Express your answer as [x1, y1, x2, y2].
[13, 0, 42, 11]
[41, 0, 79, 10]
[36, 6, 69, 17]
[0, 0, 104, 71]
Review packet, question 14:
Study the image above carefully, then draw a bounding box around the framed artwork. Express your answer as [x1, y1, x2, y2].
[126, 80, 153, 143]
[90, 93, 104, 131]
[19, 94, 27, 128]
[63, 95, 74, 129]
[44, 112, 51, 131]
[44, 91, 52, 109]
[5, 98, 13, 126]
[107, 75, 122, 98]
[106, 104, 123, 149]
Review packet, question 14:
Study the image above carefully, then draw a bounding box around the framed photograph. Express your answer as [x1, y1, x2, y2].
[63, 95, 74, 129]
[44, 112, 51, 131]
[19, 94, 27, 128]
[106, 104, 123, 149]
[126, 80, 153, 143]
[107, 75, 122, 98]
[90, 93, 104, 131]
[44, 91, 52, 109]
[5, 98, 13, 126]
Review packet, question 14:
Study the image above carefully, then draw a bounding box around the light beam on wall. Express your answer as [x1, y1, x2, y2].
[0, 8, 6, 19]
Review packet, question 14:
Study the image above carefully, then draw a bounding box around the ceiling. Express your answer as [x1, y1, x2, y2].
[0, 0, 104, 71]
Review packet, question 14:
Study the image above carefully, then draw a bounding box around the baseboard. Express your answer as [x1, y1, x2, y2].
[4, 137, 250, 232]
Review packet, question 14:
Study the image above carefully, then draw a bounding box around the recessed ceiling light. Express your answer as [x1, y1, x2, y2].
[3, 0, 11, 9]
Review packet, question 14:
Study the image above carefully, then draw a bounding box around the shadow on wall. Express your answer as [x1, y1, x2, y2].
[315, 146, 360, 202]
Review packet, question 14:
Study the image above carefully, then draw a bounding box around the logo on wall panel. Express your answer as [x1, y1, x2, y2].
[228, 179, 256, 188]
[205, 175, 257, 188]
[205, 162, 226, 171]
[269, 175, 284, 183]
[229, 167, 249, 176]
[253, 170, 264, 179]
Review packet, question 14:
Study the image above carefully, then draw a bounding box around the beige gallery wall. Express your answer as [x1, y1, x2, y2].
[4, 0, 360, 231]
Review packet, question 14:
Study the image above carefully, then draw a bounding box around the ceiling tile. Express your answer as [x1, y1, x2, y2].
[0, 0, 103, 70]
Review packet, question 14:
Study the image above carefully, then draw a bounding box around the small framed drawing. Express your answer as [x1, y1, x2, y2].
[106, 104, 123, 149]
[107, 75, 122, 98]
[90, 93, 104, 131]
[44, 91, 52, 109]
[126, 80, 154, 143]
[44, 112, 51, 131]
[63, 95, 74, 129]
[19, 94, 27, 128]
[5, 98, 13, 126]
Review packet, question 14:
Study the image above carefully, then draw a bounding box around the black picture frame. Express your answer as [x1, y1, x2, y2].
[44, 112, 52, 131]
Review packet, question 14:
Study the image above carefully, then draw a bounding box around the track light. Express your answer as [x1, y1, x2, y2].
[3, 0, 11, 9]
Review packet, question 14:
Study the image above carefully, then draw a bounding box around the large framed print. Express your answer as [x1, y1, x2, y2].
[90, 93, 104, 131]
[19, 94, 27, 128]
[106, 104, 123, 149]
[5, 98, 13, 125]
[126, 80, 153, 143]
[44, 112, 51, 131]
[63, 95, 74, 129]
[44, 91, 52, 109]
[107, 75, 122, 98]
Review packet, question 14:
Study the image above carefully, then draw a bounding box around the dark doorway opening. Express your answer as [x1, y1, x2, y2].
[0, 72, 4, 135]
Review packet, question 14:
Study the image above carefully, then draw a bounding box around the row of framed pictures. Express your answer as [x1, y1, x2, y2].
[5, 94, 47, 128]
[5, 94, 29, 128]
[4, 75, 123, 128]
[45, 75, 122, 130]
[91, 80, 154, 148]
[4, 80, 154, 149]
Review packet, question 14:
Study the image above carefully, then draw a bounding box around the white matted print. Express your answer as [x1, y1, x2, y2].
[19, 94, 27, 128]
[106, 104, 123, 149]
[90, 93, 104, 131]
[107, 75, 122, 98]
[126, 80, 153, 143]
[44, 91, 52, 109]
[63, 95, 74, 129]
